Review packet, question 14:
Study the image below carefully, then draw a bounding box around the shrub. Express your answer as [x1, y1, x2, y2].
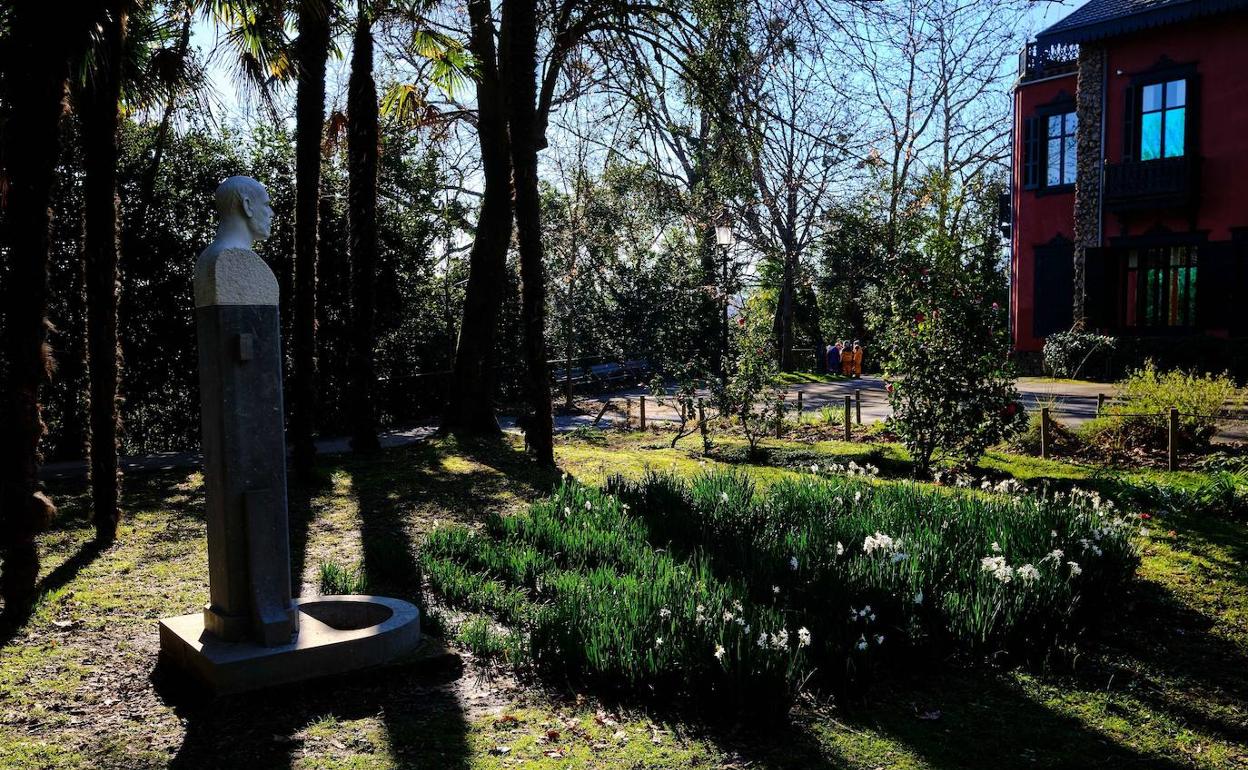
[423, 473, 1139, 712]
[878, 263, 1026, 475]
[715, 298, 787, 457]
[1043, 330, 1117, 380]
[1101, 361, 1236, 450]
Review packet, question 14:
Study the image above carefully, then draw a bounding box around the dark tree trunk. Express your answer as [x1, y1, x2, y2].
[80, 0, 128, 543]
[796, 281, 825, 374]
[772, 252, 795, 371]
[291, 0, 331, 479]
[0, 4, 87, 617]
[502, 0, 554, 466]
[441, 0, 512, 436]
[347, 9, 380, 453]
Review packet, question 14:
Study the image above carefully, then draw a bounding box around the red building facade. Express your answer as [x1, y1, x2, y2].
[1011, 0, 1248, 355]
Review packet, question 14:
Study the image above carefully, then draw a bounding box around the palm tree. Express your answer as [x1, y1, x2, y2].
[78, 0, 130, 544]
[0, 3, 95, 618]
[346, 0, 380, 453]
[290, 0, 333, 480]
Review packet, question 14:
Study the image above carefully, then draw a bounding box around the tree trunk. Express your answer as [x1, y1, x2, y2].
[772, 252, 796, 371]
[441, 0, 511, 436]
[80, 0, 128, 543]
[347, 9, 380, 453]
[291, 0, 331, 480]
[502, 0, 554, 466]
[0, 4, 86, 618]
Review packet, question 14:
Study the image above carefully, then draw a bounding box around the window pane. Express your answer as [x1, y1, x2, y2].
[1063, 135, 1077, 183]
[1143, 83, 1163, 112]
[1164, 108, 1185, 157]
[1141, 112, 1162, 160]
[1047, 139, 1062, 185]
[1128, 251, 1139, 269]
[1064, 112, 1077, 134]
[1186, 267, 1197, 325]
[1166, 79, 1186, 107]
[1048, 114, 1062, 138]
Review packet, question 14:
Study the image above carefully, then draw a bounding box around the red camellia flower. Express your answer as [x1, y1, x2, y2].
[886, 382, 894, 393]
[1139, 512, 1153, 520]
[992, 302, 1000, 310]
[915, 313, 926, 324]
[737, 317, 746, 326]
[1001, 402, 1019, 419]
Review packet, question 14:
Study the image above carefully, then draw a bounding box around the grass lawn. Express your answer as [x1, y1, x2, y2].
[1, 430, 1245, 769]
[775, 371, 850, 385]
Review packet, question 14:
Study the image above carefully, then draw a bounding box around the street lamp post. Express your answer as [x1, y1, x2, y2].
[715, 221, 734, 378]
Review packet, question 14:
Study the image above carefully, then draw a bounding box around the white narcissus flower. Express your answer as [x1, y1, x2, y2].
[658, 608, 671, 619]
[1016, 564, 1040, 584]
[757, 632, 769, 649]
[991, 541, 1002, 553]
[914, 590, 924, 605]
[874, 634, 885, 645]
[797, 627, 812, 647]
[856, 635, 869, 651]
[790, 556, 799, 571]
[836, 542, 845, 556]
[714, 644, 726, 661]
[1067, 561, 1083, 577]
[564, 506, 572, 515]
[772, 585, 781, 595]
[720, 491, 729, 502]
[584, 500, 592, 510]
[655, 637, 664, 647]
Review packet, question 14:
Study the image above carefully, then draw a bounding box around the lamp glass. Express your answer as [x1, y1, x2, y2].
[715, 224, 734, 247]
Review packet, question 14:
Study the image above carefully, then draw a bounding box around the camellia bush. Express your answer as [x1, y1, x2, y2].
[878, 257, 1026, 475]
[421, 471, 1139, 713]
[715, 300, 787, 457]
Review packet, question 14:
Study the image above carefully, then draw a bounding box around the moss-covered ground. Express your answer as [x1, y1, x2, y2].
[1, 429, 1244, 769]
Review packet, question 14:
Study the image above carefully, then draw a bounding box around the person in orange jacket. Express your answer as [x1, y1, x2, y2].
[840, 340, 854, 376]
[851, 340, 864, 378]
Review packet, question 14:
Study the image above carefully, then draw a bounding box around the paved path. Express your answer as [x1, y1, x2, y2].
[39, 376, 1245, 481]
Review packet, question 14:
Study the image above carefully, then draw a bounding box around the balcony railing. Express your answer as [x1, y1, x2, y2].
[1019, 41, 1079, 81]
[1103, 157, 1198, 212]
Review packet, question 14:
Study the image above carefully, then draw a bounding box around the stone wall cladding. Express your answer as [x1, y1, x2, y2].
[1072, 45, 1105, 325]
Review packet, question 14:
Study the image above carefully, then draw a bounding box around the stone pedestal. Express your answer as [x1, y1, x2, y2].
[157, 177, 420, 695]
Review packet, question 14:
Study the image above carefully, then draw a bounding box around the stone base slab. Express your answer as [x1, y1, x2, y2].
[158, 595, 421, 695]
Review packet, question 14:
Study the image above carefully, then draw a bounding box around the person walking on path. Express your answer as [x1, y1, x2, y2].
[827, 341, 842, 373]
[851, 341, 865, 378]
[841, 340, 854, 376]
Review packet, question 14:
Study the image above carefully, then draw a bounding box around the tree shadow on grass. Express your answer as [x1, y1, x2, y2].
[287, 465, 333, 598]
[161, 651, 470, 770]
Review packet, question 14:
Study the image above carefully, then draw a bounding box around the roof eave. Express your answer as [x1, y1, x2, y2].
[1037, 0, 1248, 46]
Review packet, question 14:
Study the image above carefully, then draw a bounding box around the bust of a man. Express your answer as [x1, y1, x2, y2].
[195, 176, 279, 308]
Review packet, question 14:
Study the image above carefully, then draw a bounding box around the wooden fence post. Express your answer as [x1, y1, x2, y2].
[1040, 407, 1051, 459]
[639, 395, 646, 430]
[1168, 407, 1179, 471]
[1096, 393, 1106, 416]
[797, 391, 804, 414]
[625, 397, 632, 428]
[844, 395, 852, 441]
[855, 389, 862, 425]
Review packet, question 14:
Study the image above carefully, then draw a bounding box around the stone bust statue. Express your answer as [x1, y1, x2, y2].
[194, 176, 279, 308]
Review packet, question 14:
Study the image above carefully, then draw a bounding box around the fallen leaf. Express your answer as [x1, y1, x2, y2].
[490, 745, 511, 755]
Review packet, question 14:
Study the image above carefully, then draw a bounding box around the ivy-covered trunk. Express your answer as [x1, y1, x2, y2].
[503, 0, 554, 466]
[442, 0, 512, 436]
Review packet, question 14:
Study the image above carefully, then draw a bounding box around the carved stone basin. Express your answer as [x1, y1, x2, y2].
[158, 595, 421, 695]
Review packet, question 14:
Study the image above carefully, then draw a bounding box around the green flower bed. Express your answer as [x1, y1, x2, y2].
[422, 471, 1139, 712]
